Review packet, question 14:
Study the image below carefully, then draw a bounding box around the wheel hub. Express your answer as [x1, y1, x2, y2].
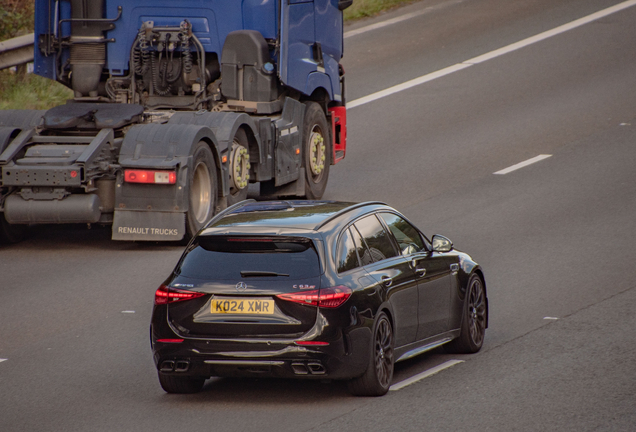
[229, 141, 250, 191]
[308, 130, 326, 177]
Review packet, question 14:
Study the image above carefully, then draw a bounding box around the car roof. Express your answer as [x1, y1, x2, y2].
[199, 200, 390, 236]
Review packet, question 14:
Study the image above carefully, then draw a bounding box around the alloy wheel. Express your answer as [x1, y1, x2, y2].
[468, 278, 486, 346]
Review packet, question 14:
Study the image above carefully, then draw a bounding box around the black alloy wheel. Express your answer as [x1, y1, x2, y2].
[301, 102, 330, 199]
[186, 141, 217, 239]
[348, 311, 394, 396]
[445, 274, 487, 354]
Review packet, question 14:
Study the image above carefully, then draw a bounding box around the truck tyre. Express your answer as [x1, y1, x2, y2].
[227, 128, 250, 205]
[186, 141, 218, 239]
[0, 213, 25, 244]
[302, 102, 330, 200]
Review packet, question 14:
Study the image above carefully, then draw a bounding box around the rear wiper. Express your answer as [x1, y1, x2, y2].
[240, 271, 290, 277]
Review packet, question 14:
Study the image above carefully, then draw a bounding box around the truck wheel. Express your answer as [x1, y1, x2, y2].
[302, 102, 330, 200]
[0, 213, 25, 244]
[186, 141, 217, 238]
[227, 128, 250, 205]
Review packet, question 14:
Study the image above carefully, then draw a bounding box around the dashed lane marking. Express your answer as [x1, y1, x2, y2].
[0, 359, 7, 363]
[389, 359, 464, 391]
[493, 154, 552, 175]
[348, 0, 636, 109]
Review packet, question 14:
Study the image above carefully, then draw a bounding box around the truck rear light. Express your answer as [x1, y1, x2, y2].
[155, 285, 205, 305]
[277, 286, 352, 308]
[328, 106, 346, 164]
[124, 169, 177, 184]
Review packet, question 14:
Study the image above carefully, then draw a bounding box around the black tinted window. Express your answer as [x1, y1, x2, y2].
[178, 236, 320, 279]
[351, 225, 373, 266]
[379, 213, 425, 255]
[337, 228, 360, 273]
[354, 215, 398, 262]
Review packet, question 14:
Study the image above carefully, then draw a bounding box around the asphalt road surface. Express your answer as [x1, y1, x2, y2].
[1, 0, 635, 430]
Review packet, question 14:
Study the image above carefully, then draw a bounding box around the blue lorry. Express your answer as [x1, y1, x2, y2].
[0, 0, 350, 242]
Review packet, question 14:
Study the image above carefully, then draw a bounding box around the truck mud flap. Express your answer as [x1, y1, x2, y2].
[112, 210, 185, 241]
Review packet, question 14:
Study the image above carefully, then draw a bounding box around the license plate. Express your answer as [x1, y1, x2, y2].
[210, 299, 275, 315]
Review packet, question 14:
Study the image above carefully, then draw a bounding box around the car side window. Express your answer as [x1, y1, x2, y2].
[351, 225, 374, 266]
[353, 214, 399, 263]
[337, 228, 361, 273]
[379, 213, 425, 256]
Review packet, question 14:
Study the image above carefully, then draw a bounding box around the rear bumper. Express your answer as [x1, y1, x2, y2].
[151, 327, 371, 381]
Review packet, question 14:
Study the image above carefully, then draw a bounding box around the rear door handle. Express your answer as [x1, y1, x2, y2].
[415, 267, 426, 277]
[381, 275, 393, 287]
[450, 263, 459, 274]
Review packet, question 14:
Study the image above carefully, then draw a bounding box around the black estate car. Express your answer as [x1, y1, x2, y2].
[150, 200, 488, 396]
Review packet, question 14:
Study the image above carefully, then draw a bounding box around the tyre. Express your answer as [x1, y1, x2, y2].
[226, 128, 250, 206]
[158, 373, 205, 394]
[444, 274, 487, 354]
[347, 311, 394, 396]
[301, 102, 330, 200]
[0, 213, 25, 244]
[186, 141, 217, 239]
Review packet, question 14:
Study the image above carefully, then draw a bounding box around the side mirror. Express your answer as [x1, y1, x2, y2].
[338, 0, 353, 11]
[431, 234, 453, 252]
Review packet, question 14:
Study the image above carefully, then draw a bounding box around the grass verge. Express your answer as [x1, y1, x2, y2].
[0, 69, 72, 110]
[344, 0, 417, 20]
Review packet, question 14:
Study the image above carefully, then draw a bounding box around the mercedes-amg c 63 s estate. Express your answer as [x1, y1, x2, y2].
[150, 200, 488, 396]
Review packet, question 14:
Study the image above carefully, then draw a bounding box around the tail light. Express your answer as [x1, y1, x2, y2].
[124, 169, 177, 184]
[294, 341, 329, 346]
[277, 286, 352, 308]
[154, 285, 205, 305]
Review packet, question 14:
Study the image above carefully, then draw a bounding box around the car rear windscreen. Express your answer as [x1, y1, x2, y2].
[177, 236, 321, 279]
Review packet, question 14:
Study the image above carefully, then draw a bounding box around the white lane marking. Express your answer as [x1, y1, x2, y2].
[121, 310, 136, 314]
[0, 359, 7, 363]
[493, 154, 552, 175]
[544, 317, 559, 320]
[463, 0, 636, 65]
[348, 63, 471, 109]
[389, 359, 464, 391]
[348, 0, 636, 109]
[344, 0, 465, 39]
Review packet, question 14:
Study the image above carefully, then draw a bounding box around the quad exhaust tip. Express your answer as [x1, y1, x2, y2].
[291, 361, 326, 375]
[160, 360, 190, 373]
